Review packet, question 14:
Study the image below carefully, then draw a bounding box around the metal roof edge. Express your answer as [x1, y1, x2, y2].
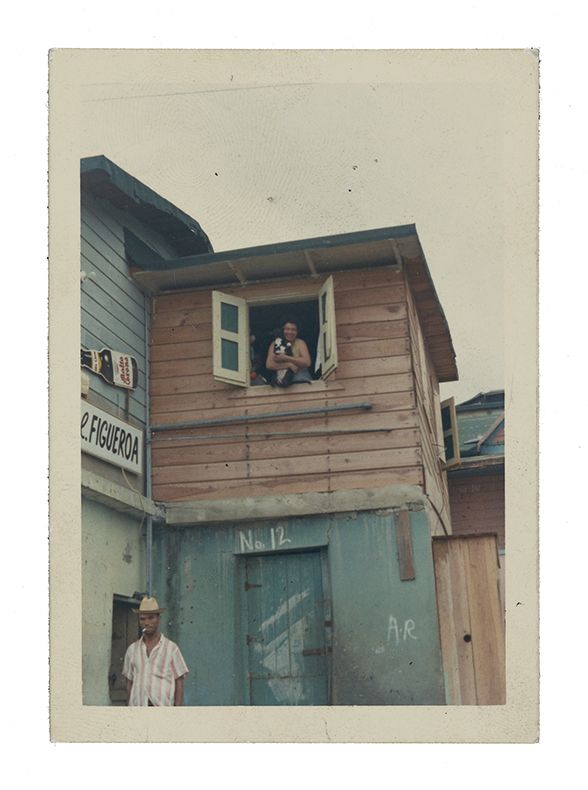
[456, 390, 505, 412]
[447, 455, 505, 476]
[404, 226, 459, 383]
[80, 155, 214, 254]
[131, 223, 419, 273]
[129, 219, 459, 383]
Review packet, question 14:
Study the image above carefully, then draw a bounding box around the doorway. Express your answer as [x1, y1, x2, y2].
[109, 595, 141, 705]
[241, 549, 331, 705]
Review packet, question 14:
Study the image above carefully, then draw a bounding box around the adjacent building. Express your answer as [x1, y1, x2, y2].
[80, 155, 212, 704]
[447, 390, 506, 610]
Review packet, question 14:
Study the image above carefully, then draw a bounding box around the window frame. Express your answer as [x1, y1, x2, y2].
[440, 396, 461, 468]
[212, 277, 338, 388]
[212, 290, 250, 387]
[317, 276, 338, 380]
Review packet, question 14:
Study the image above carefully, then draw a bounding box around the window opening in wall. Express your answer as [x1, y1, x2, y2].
[249, 299, 321, 386]
[109, 594, 141, 705]
[440, 397, 461, 468]
[212, 276, 338, 388]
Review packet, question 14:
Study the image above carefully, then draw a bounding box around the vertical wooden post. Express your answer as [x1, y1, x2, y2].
[396, 510, 416, 581]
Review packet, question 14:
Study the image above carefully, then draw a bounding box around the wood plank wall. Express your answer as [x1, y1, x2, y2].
[81, 191, 179, 427]
[433, 534, 506, 705]
[405, 283, 451, 534]
[448, 472, 505, 550]
[81, 194, 150, 425]
[150, 266, 426, 502]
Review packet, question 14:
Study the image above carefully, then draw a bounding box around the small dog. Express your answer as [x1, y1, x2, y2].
[272, 334, 294, 387]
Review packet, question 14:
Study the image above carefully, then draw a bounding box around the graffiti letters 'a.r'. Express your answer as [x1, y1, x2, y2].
[387, 615, 417, 645]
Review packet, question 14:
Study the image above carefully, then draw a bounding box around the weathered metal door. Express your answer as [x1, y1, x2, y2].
[243, 550, 331, 705]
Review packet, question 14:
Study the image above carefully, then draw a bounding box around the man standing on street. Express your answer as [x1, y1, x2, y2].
[122, 597, 189, 706]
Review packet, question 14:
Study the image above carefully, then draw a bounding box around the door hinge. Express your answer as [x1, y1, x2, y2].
[244, 581, 262, 591]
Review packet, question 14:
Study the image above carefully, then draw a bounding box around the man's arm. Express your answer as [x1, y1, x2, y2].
[290, 340, 311, 369]
[174, 675, 185, 706]
[126, 678, 132, 705]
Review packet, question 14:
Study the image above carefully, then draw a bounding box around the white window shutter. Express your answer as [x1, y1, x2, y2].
[212, 291, 249, 386]
[440, 397, 461, 468]
[318, 276, 338, 380]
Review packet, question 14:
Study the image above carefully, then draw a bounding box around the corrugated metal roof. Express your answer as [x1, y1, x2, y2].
[81, 155, 213, 257]
[456, 390, 504, 412]
[455, 390, 504, 457]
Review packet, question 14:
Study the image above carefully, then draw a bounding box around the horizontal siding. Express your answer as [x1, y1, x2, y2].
[151, 373, 414, 407]
[82, 192, 180, 268]
[149, 353, 411, 383]
[448, 473, 505, 549]
[81, 246, 146, 327]
[154, 467, 424, 502]
[150, 267, 423, 502]
[81, 197, 149, 426]
[81, 215, 145, 314]
[153, 446, 422, 486]
[406, 283, 451, 534]
[150, 391, 417, 432]
[152, 426, 420, 466]
[81, 295, 146, 357]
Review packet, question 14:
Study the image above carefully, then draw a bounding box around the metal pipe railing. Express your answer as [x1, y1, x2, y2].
[149, 401, 373, 437]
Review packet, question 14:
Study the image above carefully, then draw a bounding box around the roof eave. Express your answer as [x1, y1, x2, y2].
[129, 223, 458, 382]
[81, 155, 214, 256]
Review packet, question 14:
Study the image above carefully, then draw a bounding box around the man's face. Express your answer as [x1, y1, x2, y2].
[283, 323, 298, 343]
[139, 612, 160, 637]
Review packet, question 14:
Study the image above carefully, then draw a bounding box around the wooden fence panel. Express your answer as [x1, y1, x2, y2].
[433, 534, 505, 705]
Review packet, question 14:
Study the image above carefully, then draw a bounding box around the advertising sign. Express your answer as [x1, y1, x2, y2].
[81, 401, 143, 474]
[81, 348, 139, 390]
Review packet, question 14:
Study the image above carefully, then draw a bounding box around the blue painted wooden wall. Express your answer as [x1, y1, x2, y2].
[81, 191, 151, 425]
[152, 509, 446, 706]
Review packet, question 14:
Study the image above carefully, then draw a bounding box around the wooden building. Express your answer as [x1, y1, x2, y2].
[447, 390, 506, 614]
[447, 390, 505, 549]
[79, 155, 212, 704]
[79, 156, 506, 707]
[132, 225, 465, 705]
[430, 391, 506, 705]
[134, 227, 458, 537]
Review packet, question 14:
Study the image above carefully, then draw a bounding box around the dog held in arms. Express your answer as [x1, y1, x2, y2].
[271, 333, 295, 387]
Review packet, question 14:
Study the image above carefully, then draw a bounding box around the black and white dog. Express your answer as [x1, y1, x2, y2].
[271, 332, 294, 387]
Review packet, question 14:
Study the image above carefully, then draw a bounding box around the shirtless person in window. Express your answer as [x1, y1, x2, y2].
[265, 319, 312, 386]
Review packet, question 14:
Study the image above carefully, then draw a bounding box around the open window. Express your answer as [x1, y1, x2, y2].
[212, 276, 338, 388]
[440, 397, 461, 468]
[318, 276, 338, 380]
[212, 291, 250, 386]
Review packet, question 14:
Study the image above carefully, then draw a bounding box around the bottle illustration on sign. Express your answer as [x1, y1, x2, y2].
[80, 348, 139, 390]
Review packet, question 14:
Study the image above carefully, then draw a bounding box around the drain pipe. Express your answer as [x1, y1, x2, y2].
[143, 300, 154, 596]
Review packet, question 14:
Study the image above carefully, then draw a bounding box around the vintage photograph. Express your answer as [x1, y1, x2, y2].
[50, 49, 538, 739]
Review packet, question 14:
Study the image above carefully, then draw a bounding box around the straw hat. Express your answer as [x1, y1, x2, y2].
[132, 596, 166, 614]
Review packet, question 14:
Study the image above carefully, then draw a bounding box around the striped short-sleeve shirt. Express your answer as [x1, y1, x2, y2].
[122, 635, 189, 706]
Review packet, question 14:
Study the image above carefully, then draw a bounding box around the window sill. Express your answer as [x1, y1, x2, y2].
[228, 379, 345, 399]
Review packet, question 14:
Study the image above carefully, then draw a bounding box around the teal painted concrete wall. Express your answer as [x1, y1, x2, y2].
[82, 498, 146, 705]
[152, 509, 445, 706]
